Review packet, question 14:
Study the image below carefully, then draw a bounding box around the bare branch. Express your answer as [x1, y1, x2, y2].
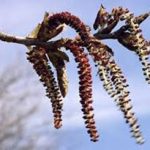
[0, 31, 68, 49]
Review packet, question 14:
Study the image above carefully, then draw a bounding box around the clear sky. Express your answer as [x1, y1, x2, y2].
[0, 1, 150, 150]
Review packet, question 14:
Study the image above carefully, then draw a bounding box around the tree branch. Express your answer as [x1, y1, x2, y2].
[0, 31, 67, 50]
[94, 11, 150, 40]
[94, 25, 129, 40]
[94, 32, 118, 39]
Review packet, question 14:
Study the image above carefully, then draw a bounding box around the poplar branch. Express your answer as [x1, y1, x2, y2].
[0, 31, 68, 50]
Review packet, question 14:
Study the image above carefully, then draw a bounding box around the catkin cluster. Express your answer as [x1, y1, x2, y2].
[24, 5, 149, 144]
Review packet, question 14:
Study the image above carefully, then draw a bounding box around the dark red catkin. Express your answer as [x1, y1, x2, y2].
[26, 47, 63, 129]
[65, 41, 99, 142]
[47, 12, 91, 44]
[26, 13, 66, 129]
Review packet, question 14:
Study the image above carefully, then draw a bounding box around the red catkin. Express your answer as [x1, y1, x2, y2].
[65, 41, 99, 142]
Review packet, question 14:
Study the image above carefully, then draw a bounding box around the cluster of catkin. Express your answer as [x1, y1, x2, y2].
[93, 6, 147, 144]
[25, 6, 149, 144]
[47, 11, 100, 141]
[47, 10, 144, 143]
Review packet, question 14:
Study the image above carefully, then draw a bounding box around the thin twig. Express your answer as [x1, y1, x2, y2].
[94, 32, 118, 39]
[94, 25, 129, 40]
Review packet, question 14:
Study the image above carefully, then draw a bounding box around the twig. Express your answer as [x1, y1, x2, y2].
[0, 31, 67, 50]
[94, 32, 118, 39]
[94, 25, 129, 40]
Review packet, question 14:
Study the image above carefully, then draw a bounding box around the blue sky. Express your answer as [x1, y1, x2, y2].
[0, 1, 150, 150]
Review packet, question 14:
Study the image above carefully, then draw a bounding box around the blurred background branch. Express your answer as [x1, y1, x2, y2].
[0, 60, 60, 150]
